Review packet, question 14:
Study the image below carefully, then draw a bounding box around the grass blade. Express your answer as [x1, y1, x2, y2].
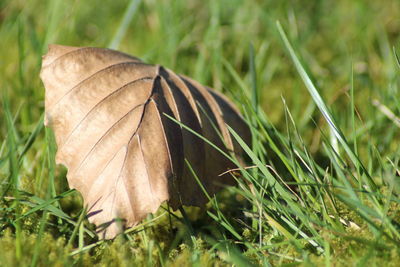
[276, 21, 376, 190]
[108, 0, 142, 49]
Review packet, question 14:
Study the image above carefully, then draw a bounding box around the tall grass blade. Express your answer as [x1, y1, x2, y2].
[394, 46, 400, 70]
[249, 43, 258, 114]
[276, 21, 377, 190]
[108, 0, 142, 49]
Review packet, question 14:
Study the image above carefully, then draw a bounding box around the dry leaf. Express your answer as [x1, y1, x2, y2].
[40, 45, 251, 238]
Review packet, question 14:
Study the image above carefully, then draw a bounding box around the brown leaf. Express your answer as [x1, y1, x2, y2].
[40, 45, 251, 239]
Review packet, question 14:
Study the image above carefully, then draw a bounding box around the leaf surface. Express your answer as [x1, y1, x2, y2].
[40, 45, 251, 238]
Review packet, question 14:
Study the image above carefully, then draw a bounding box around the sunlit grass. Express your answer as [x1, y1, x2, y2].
[1, 0, 400, 266]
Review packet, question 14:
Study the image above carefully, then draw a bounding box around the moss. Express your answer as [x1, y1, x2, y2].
[166, 238, 226, 267]
[0, 229, 73, 266]
[309, 226, 400, 266]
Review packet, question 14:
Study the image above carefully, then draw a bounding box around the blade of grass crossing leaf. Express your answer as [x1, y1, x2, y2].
[245, 106, 299, 182]
[221, 58, 251, 102]
[196, 103, 228, 149]
[227, 125, 293, 200]
[228, 125, 327, 251]
[187, 158, 244, 243]
[172, 113, 265, 193]
[164, 113, 234, 162]
[185, 159, 212, 201]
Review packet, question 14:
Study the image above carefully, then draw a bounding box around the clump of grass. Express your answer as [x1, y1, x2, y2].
[1, 0, 400, 266]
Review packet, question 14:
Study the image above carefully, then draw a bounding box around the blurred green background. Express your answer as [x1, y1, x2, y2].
[1, 0, 399, 153]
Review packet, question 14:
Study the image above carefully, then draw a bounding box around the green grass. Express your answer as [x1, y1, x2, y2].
[1, 0, 400, 266]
